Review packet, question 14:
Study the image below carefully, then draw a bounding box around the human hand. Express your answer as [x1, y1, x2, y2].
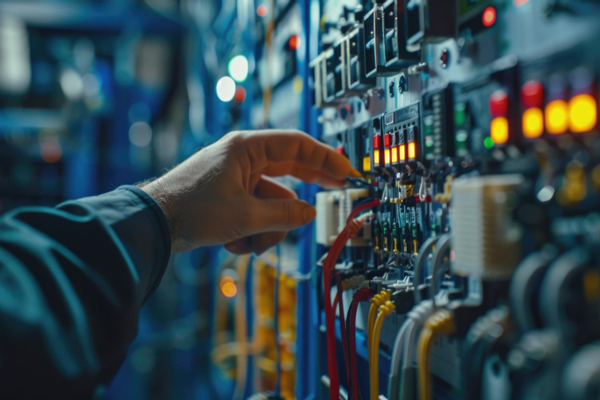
[142, 130, 360, 253]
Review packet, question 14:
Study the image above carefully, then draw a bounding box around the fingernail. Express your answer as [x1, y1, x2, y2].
[303, 206, 316, 223]
[349, 168, 363, 178]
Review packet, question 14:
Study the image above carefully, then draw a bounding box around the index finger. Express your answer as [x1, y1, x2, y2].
[242, 130, 361, 179]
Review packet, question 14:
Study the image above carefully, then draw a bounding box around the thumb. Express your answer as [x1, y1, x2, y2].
[248, 198, 316, 234]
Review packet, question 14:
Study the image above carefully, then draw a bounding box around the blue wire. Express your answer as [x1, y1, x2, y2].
[274, 245, 282, 396]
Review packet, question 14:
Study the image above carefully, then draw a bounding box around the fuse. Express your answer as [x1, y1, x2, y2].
[382, 219, 390, 251]
[373, 219, 381, 251]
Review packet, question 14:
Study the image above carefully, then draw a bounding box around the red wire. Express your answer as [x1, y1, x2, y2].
[335, 273, 350, 386]
[347, 288, 375, 400]
[322, 199, 380, 399]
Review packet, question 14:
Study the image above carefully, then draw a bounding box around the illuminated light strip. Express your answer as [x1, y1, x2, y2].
[374, 149, 380, 165]
[399, 144, 406, 162]
[384, 148, 391, 165]
[363, 156, 371, 172]
[391, 146, 398, 163]
[408, 142, 416, 159]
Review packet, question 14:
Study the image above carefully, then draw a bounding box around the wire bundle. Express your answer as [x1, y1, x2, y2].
[347, 287, 375, 400]
[370, 300, 396, 400]
[323, 198, 380, 399]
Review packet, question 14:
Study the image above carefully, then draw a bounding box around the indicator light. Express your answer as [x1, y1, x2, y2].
[228, 55, 249, 82]
[234, 86, 247, 102]
[373, 134, 381, 149]
[489, 90, 509, 117]
[384, 148, 391, 165]
[545, 99, 568, 134]
[455, 103, 466, 126]
[514, 0, 529, 6]
[216, 76, 236, 102]
[363, 156, 371, 171]
[490, 116, 509, 144]
[391, 146, 398, 163]
[522, 107, 544, 139]
[569, 94, 597, 133]
[521, 80, 544, 109]
[408, 142, 416, 159]
[288, 35, 300, 51]
[384, 133, 392, 147]
[482, 7, 497, 28]
[399, 144, 406, 162]
[374, 149, 380, 165]
[256, 4, 268, 17]
[484, 137, 495, 149]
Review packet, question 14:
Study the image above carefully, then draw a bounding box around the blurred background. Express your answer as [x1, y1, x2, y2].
[0, 0, 317, 398]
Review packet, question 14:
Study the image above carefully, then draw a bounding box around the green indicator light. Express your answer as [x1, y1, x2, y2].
[455, 103, 466, 126]
[425, 137, 434, 147]
[484, 136, 494, 149]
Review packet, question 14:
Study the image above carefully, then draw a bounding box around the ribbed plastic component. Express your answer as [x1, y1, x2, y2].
[452, 175, 524, 280]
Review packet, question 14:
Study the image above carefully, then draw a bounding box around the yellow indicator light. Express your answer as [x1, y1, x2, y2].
[569, 94, 597, 133]
[490, 116, 509, 144]
[408, 142, 416, 159]
[399, 144, 406, 161]
[522, 107, 544, 139]
[391, 146, 398, 163]
[546, 99, 568, 135]
[384, 148, 391, 165]
[220, 276, 237, 298]
[374, 149, 380, 165]
[363, 156, 371, 172]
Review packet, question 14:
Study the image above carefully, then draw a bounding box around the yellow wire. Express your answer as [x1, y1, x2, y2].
[369, 300, 396, 400]
[417, 309, 456, 400]
[367, 291, 390, 355]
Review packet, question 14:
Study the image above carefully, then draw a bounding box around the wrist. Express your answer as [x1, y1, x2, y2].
[140, 180, 178, 251]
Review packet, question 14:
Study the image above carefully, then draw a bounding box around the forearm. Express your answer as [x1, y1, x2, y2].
[0, 187, 170, 398]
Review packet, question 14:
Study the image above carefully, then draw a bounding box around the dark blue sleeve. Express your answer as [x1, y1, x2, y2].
[0, 186, 171, 399]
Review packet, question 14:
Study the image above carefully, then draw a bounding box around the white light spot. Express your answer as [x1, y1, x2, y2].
[129, 121, 153, 147]
[216, 76, 236, 102]
[228, 55, 249, 82]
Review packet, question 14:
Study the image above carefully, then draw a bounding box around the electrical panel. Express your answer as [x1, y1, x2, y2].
[311, 1, 600, 400]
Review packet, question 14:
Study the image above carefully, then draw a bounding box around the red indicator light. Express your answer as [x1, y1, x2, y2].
[521, 80, 544, 109]
[234, 86, 247, 102]
[384, 133, 392, 147]
[336, 146, 345, 155]
[288, 35, 300, 50]
[373, 134, 381, 149]
[256, 4, 268, 17]
[489, 90, 509, 117]
[482, 7, 497, 28]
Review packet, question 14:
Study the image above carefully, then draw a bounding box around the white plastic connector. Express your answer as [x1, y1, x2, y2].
[316, 191, 339, 246]
[452, 175, 524, 281]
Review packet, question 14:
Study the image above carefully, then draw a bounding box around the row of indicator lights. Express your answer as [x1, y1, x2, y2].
[372, 132, 416, 169]
[489, 81, 598, 145]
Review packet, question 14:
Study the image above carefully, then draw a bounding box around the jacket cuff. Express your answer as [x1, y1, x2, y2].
[60, 185, 171, 303]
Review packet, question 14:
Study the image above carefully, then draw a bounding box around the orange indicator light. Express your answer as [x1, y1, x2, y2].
[384, 148, 391, 165]
[569, 94, 597, 133]
[391, 146, 398, 163]
[491, 116, 509, 144]
[408, 142, 416, 159]
[545, 99, 569, 135]
[522, 107, 544, 139]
